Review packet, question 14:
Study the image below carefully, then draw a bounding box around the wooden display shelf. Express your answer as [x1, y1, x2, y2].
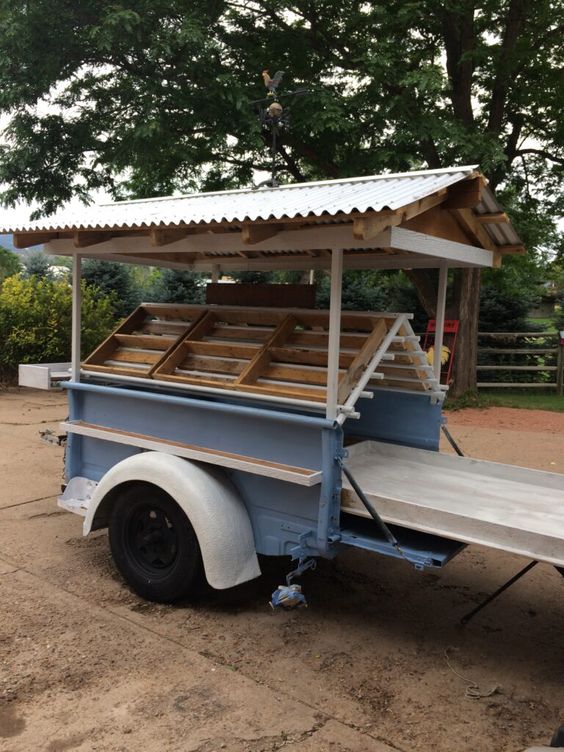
[82, 303, 443, 405]
[82, 303, 206, 377]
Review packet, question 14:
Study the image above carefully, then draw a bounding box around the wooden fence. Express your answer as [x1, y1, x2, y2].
[476, 331, 564, 394]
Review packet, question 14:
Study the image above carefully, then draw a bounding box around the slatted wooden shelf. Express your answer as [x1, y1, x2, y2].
[83, 303, 443, 406]
[154, 306, 400, 404]
[82, 303, 206, 377]
[63, 420, 322, 486]
[368, 320, 442, 397]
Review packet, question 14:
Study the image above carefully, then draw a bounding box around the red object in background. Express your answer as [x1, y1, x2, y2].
[422, 319, 459, 385]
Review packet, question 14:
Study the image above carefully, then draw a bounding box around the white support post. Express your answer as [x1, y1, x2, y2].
[211, 264, 220, 283]
[433, 264, 448, 382]
[326, 249, 343, 420]
[71, 254, 82, 382]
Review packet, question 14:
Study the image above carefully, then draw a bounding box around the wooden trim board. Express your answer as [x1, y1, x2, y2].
[63, 420, 323, 487]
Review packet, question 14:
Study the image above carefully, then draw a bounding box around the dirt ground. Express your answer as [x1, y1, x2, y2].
[1, 388, 563, 752]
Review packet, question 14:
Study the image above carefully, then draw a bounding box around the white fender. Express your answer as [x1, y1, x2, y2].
[83, 452, 261, 590]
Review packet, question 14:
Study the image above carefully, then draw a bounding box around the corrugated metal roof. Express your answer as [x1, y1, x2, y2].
[3, 165, 480, 233]
[476, 185, 522, 247]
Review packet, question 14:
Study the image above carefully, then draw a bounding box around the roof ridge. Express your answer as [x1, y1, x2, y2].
[99, 165, 479, 207]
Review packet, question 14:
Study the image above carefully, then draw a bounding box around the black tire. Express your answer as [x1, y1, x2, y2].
[108, 482, 204, 603]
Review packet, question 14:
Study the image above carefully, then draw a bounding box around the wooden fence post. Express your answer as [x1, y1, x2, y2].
[558, 332, 564, 396]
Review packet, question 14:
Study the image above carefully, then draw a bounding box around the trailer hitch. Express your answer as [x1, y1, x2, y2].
[270, 557, 317, 610]
[270, 547, 317, 610]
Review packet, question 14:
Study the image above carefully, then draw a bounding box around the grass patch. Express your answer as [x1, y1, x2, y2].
[445, 389, 564, 412]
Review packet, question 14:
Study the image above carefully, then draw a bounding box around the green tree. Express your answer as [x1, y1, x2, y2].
[0, 1, 561, 393]
[22, 250, 52, 279]
[82, 259, 138, 316]
[147, 269, 205, 304]
[0, 275, 115, 379]
[0, 246, 20, 283]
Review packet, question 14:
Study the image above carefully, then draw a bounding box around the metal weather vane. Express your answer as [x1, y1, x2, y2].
[250, 69, 308, 189]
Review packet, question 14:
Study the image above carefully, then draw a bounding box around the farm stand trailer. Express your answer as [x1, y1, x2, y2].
[9, 166, 564, 604]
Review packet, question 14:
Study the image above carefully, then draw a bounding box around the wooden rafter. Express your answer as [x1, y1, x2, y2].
[353, 190, 448, 241]
[73, 231, 109, 248]
[444, 176, 484, 209]
[476, 212, 508, 224]
[13, 232, 57, 248]
[150, 227, 191, 246]
[448, 208, 500, 258]
[241, 222, 282, 245]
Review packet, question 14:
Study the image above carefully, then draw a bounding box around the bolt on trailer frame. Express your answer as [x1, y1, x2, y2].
[10, 167, 564, 604]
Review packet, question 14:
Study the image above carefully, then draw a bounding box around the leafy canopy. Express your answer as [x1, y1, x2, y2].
[0, 0, 561, 256]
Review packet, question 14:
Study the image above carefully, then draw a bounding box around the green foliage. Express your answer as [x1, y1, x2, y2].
[446, 390, 564, 413]
[315, 271, 387, 311]
[0, 0, 560, 260]
[22, 251, 52, 280]
[0, 246, 20, 283]
[478, 286, 535, 332]
[549, 256, 564, 330]
[0, 275, 115, 379]
[230, 271, 274, 285]
[479, 254, 546, 331]
[146, 269, 205, 304]
[81, 259, 138, 316]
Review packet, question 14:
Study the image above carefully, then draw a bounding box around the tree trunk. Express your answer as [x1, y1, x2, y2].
[449, 268, 481, 397]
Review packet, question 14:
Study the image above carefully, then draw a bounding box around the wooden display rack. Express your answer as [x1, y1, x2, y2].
[83, 303, 443, 407]
[82, 303, 206, 378]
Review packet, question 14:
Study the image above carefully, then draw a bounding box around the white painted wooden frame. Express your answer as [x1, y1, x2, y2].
[71, 254, 82, 382]
[433, 265, 449, 381]
[326, 248, 343, 420]
[45, 226, 496, 272]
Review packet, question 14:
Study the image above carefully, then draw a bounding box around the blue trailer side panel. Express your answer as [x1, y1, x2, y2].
[64, 382, 342, 559]
[344, 390, 442, 450]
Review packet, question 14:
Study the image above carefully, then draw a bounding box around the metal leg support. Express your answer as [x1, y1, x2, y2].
[460, 560, 538, 625]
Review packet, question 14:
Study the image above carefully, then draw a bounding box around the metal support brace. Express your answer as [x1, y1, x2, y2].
[339, 457, 400, 551]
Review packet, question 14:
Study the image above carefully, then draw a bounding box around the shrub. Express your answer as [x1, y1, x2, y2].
[0, 247, 21, 283]
[478, 285, 537, 332]
[0, 275, 115, 380]
[22, 251, 53, 280]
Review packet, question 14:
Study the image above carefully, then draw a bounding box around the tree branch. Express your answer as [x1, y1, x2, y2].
[487, 0, 528, 134]
[515, 148, 564, 166]
[277, 142, 306, 182]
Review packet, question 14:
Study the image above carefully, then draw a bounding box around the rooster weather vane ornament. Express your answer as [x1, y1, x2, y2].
[251, 69, 308, 189]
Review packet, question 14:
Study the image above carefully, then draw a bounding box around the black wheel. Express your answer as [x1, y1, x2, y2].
[108, 482, 203, 603]
[551, 726, 564, 747]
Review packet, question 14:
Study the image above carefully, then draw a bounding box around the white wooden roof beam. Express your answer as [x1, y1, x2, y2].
[46, 225, 496, 270]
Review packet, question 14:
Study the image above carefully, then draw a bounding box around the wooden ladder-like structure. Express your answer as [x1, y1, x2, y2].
[82, 304, 444, 410]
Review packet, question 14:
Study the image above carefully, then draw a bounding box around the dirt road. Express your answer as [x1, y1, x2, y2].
[1, 389, 563, 752]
